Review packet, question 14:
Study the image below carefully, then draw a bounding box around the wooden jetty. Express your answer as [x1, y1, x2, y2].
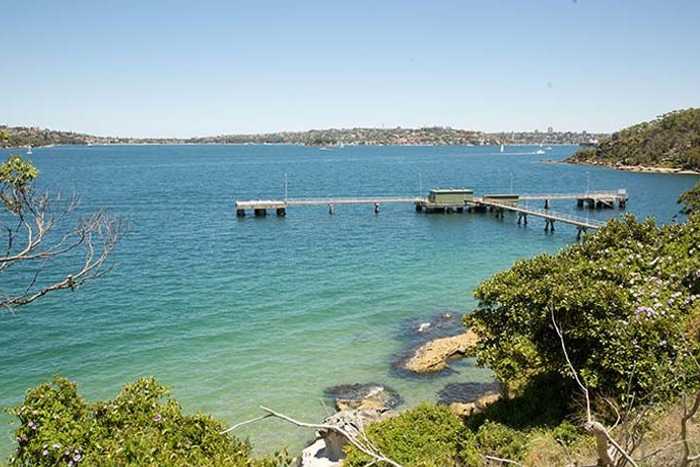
[234, 188, 627, 236]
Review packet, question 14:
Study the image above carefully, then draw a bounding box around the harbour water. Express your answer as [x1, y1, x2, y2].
[0, 144, 696, 458]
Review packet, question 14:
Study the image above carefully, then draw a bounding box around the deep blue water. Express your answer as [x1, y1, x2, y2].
[0, 144, 696, 457]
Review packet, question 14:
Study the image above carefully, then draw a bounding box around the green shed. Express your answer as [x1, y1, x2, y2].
[428, 188, 474, 205]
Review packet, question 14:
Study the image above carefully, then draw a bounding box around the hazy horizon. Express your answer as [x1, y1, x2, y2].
[3, 0, 699, 138]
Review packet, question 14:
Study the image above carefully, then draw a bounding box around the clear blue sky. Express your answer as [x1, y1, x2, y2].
[2, 0, 699, 137]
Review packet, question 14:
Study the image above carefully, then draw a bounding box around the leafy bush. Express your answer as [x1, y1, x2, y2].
[9, 377, 290, 466]
[679, 181, 700, 215]
[458, 420, 581, 466]
[466, 373, 572, 431]
[343, 403, 463, 467]
[473, 421, 529, 461]
[457, 374, 584, 466]
[469, 214, 700, 405]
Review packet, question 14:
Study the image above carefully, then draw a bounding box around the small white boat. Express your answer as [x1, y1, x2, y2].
[500, 144, 505, 153]
[535, 149, 546, 155]
[26, 145, 32, 155]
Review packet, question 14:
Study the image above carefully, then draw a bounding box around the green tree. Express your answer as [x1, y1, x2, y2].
[10, 377, 290, 466]
[679, 181, 700, 215]
[469, 214, 700, 404]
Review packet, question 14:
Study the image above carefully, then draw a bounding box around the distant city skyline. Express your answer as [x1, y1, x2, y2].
[2, 0, 699, 138]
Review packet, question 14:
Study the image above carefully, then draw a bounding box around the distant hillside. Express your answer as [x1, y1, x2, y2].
[191, 127, 604, 146]
[566, 108, 700, 172]
[0, 125, 103, 147]
[1, 124, 604, 148]
[188, 127, 484, 146]
[0, 126, 182, 148]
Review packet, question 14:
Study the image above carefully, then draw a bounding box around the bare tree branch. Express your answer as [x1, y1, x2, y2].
[1, 184, 124, 310]
[260, 405, 402, 467]
[219, 414, 273, 434]
[680, 390, 700, 467]
[550, 306, 638, 467]
[484, 454, 523, 465]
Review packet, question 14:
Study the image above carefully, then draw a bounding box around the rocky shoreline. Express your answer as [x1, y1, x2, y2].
[300, 320, 494, 466]
[565, 159, 700, 175]
[403, 329, 480, 373]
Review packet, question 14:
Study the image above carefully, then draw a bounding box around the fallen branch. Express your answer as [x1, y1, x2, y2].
[259, 405, 403, 467]
[219, 414, 272, 434]
[484, 454, 523, 465]
[220, 405, 402, 467]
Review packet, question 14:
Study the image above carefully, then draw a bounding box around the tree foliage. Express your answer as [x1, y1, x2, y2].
[343, 403, 464, 467]
[567, 108, 700, 171]
[0, 155, 39, 211]
[469, 214, 700, 404]
[679, 181, 700, 215]
[9, 377, 290, 466]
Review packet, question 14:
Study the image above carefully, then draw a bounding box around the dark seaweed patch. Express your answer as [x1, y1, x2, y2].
[437, 382, 501, 405]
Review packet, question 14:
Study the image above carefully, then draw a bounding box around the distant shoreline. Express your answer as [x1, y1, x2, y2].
[3, 142, 578, 150]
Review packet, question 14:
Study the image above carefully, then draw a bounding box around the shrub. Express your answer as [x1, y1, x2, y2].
[9, 376, 290, 466]
[469, 214, 700, 406]
[466, 373, 572, 431]
[343, 403, 463, 467]
[473, 421, 529, 461]
[679, 181, 700, 215]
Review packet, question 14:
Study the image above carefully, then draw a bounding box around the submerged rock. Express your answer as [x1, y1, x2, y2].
[324, 383, 402, 412]
[437, 381, 502, 418]
[403, 329, 480, 373]
[437, 382, 502, 405]
[449, 392, 501, 418]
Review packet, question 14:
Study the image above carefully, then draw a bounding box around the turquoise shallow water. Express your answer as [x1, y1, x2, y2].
[0, 144, 697, 458]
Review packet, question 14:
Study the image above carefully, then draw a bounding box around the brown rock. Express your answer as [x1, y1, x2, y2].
[449, 402, 477, 417]
[326, 384, 401, 413]
[449, 392, 501, 418]
[404, 329, 480, 373]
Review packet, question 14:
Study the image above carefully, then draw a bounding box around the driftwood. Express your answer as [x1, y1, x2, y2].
[221, 406, 403, 467]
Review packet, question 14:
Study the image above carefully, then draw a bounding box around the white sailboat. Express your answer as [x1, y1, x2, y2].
[500, 143, 504, 153]
[26, 145, 32, 155]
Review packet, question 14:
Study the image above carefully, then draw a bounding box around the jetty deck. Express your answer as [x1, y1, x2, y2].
[235, 189, 627, 235]
[286, 196, 422, 206]
[479, 199, 606, 232]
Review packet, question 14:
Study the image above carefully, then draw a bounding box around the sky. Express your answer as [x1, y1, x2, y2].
[1, 0, 699, 138]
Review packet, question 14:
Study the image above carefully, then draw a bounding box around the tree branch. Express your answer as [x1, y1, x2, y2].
[550, 306, 638, 467]
[258, 405, 402, 467]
